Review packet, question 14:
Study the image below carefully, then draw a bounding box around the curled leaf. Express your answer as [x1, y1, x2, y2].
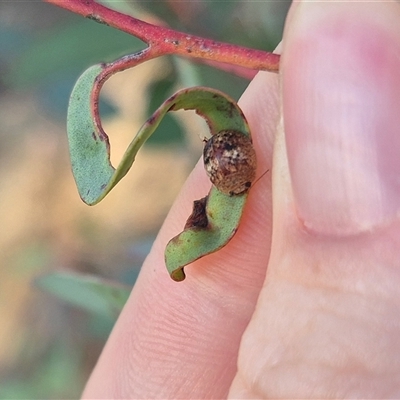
[67, 64, 254, 281]
[165, 188, 248, 281]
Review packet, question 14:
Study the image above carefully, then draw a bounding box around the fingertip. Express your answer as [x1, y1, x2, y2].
[282, 1, 400, 235]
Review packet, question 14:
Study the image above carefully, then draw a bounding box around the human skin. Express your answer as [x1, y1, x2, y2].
[82, 1, 400, 398]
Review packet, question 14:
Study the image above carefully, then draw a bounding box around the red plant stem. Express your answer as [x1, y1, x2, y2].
[92, 48, 157, 130]
[43, 0, 280, 72]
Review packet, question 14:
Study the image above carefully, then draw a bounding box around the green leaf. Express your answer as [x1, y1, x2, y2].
[35, 271, 131, 319]
[67, 64, 115, 205]
[165, 188, 248, 281]
[68, 65, 251, 205]
[67, 63, 254, 281]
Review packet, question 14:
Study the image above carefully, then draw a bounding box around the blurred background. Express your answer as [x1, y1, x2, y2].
[0, 1, 289, 398]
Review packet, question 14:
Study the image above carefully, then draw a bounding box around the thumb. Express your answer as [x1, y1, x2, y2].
[229, 1, 400, 398]
[283, 1, 400, 235]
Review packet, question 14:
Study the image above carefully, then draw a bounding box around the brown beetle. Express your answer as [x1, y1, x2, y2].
[203, 130, 256, 196]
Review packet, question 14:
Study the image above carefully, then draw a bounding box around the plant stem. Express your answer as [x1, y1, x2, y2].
[43, 0, 280, 72]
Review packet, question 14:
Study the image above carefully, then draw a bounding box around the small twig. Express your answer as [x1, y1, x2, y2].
[92, 47, 156, 131]
[43, 0, 280, 72]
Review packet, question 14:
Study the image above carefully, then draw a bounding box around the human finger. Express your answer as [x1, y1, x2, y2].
[82, 70, 280, 398]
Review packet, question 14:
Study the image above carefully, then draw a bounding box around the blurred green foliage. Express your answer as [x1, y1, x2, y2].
[0, 340, 84, 399]
[35, 272, 131, 319]
[7, 19, 144, 88]
[4, 14, 144, 118]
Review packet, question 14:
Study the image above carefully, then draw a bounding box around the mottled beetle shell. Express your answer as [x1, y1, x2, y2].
[203, 130, 257, 195]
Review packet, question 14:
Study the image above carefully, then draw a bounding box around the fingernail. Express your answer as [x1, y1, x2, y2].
[282, 2, 400, 235]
